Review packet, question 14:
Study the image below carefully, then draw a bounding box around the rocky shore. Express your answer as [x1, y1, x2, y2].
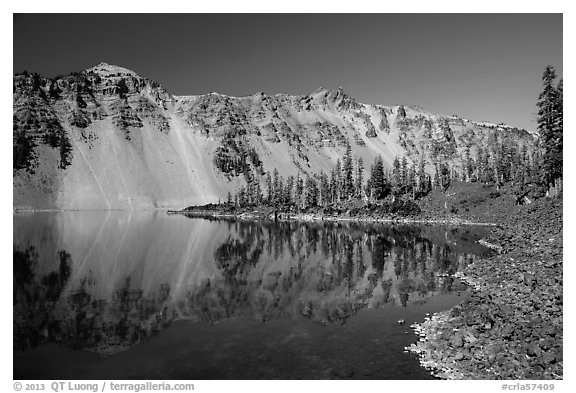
[406, 198, 563, 379]
[168, 204, 496, 227]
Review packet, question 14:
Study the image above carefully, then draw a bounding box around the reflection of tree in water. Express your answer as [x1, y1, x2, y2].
[187, 221, 366, 325]
[13, 247, 173, 354]
[366, 225, 464, 307]
[14, 221, 477, 354]
[14, 247, 71, 349]
[194, 221, 470, 325]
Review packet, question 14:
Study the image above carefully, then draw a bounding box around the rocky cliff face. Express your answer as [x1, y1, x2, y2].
[13, 62, 535, 210]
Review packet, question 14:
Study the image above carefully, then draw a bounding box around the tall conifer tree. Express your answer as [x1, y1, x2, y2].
[537, 65, 563, 185]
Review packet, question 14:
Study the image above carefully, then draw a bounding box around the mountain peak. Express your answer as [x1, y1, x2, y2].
[308, 86, 328, 96]
[85, 62, 139, 78]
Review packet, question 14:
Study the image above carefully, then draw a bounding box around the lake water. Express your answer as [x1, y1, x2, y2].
[13, 211, 492, 379]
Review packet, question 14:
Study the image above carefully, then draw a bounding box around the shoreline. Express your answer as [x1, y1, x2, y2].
[405, 198, 563, 379]
[167, 208, 498, 227]
[14, 206, 496, 227]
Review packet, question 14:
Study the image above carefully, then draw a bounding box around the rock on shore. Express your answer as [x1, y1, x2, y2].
[407, 198, 562, 379]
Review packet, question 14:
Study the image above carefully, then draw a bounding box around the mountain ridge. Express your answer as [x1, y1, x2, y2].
[18, 61, 535, 132]
[13, 63, 537, 210]
[77, 62, 535, 133]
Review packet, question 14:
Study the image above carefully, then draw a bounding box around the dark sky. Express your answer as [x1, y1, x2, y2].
[14, 14, 562, 131]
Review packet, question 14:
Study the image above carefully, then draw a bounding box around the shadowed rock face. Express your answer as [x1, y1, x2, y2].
[13, 64, 536, 210]
[13, 211, 490, 355]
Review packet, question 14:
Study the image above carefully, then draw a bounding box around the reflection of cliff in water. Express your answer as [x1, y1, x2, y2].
[14, 246, 173, 354]
[13, 212, 484, 355]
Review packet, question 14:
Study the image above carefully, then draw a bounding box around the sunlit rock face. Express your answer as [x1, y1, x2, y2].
[13, 63, 535, 210]
[13, 212, 487, 354]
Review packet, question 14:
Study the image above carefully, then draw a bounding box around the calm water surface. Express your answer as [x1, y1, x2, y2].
[13, 211, 492, 379]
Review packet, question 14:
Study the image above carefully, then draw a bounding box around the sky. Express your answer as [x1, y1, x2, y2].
[13, 13, 562, 131]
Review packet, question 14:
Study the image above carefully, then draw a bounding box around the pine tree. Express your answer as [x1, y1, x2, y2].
[407, 165, 416, 197]
[476, 147, 492, 184]
[272, 168, 280, 205]
[530, 145, 543, 185]
[335, 158, 342, 202]
[304, 176, 318, 208]
[433, 163, 441, 189]
[462, 148, 474, 182]
[319, 171, 330, 206]
[556, 78, 563, 132]
[237, 186, 247, 207]
[401, 156, 409, 187]
[516, 144, 529, 186]
[253, 179, 262, 205]
[265, 173, 273, 203]
[553, 77, 563, 181]
[391, 156, 404, 196]
[243, 169, 253, 204]
[342, 142, 354, 199]
[329, 167, 338, 203]
[366, 160, 374, 199]
[369, 155, 388, 200]
[392, 157, 402, 188]
[354, 157, 364, 199]
[295, 173, 304, 209]
[417, 159, 428, 195]
[275, 176, 284, 206]
[537, 65, 563, 186]
[285, 175, 294, 205]
[438, 162, 451, 190]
